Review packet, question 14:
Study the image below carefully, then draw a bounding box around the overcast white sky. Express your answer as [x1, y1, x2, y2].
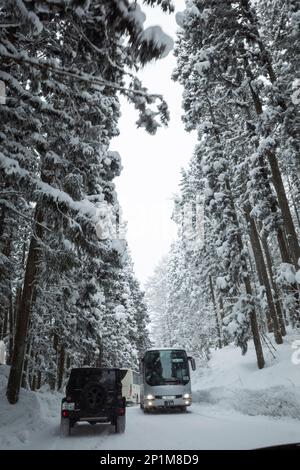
[112, 1, 196, 285]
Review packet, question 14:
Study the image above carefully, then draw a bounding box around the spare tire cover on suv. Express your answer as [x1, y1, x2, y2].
[80, 381, 106, 414]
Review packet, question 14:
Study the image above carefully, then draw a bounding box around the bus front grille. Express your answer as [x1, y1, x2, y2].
[155, 395, 182, 399]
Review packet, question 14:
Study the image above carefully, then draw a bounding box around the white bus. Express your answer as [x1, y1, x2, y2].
[140, 348, 196, 412]
[121, 369, 140, 404]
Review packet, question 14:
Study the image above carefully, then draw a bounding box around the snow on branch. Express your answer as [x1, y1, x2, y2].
[0, 46, 164, 103]
[137, 26, 174, 59]
[143, 0, 174, 13]
[0, 153, 97, 220]
[14, 0, 43, 35]
[0, 198, 52, 232]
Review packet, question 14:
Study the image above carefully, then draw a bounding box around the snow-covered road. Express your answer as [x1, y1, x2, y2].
[24, 404, 300, 450]
[1, 335, 300, 451]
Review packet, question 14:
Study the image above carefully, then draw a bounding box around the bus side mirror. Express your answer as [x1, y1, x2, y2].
[188, 356, 196, 371]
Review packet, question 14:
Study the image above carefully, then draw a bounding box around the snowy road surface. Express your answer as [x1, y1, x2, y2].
[1, 336, 300, 450]
[19, 404, 300, 450]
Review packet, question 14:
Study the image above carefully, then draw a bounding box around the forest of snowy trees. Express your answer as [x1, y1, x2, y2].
[0, 0, 299, 408]
[146, 0, 300, 369]
[0, 0, 175, 404]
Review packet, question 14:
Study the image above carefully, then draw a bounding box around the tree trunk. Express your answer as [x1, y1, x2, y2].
[0, 204, 12, 342]
[244, 204, 283, 344]
[13, 284, 22, 337]
[209, 275, 222, 348]
[242, 48, 300, 266]
[259, 232, 286, 336]
[246, 235, 271, 332]
[6, 206, 43, 404]
[57, 344, 65, 391]
[268, 151, 300, 267]
[37, 370, 42, 390]
[21, 337, 32, 390]
[218, 293, 224, 319]
[226, 179, 265, 368]
[286, 174, 300, 231]
[243, 275, 265, 369]
[1, 304, 8, 341]
[207, 98, 265, 367]
[277, 226, 292, 264]
[8, 289, 14, 363]
[31, 374, 36, 392]
[241, 0, 300, 182]
[49, 331, 58, 391]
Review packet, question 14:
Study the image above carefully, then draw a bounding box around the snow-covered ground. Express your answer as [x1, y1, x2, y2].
[192, 328, 300, 420]
[1, 330, 300, 450]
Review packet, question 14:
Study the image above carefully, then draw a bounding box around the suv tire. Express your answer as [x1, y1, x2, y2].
[60, 417, 71, 437]
[115, 415, 126, 433]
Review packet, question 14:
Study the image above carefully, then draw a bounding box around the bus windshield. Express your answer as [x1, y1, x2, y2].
[144, 349, 190, 386]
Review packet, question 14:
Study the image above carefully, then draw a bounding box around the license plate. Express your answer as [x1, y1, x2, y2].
[162, 396, 175, 400]
[62, 402, 75, 411]
[164, 400, 174, 407]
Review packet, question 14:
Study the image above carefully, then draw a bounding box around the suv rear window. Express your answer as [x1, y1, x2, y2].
[68, 368, 117, 389]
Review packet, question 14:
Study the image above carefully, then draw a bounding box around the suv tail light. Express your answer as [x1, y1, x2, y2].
[117, 397, 126, 415]
[62, 410, 69, 418]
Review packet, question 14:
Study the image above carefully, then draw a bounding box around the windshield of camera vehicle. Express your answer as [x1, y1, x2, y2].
[2, 0, 300, 453]
[144, 350, 190, 386]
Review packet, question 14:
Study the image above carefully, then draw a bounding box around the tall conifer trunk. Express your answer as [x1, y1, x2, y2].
[244, 203, 283, 344]
[6, 206, 43, 404]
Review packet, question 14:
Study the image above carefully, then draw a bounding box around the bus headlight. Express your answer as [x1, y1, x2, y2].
[146, 394, 154, 400]
[183, 393, 191, 399]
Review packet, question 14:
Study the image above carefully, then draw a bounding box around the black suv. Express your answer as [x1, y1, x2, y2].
[60, 368, 126, 436]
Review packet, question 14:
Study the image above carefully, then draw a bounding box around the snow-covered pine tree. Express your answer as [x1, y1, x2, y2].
[173, 3, 267, 367]
[100, 245, 149, 370]
[145, 256, 170, 347]
[145, 155, 219, 364]
[1, 0, 174, 403]
[172, 0, 300, 364]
